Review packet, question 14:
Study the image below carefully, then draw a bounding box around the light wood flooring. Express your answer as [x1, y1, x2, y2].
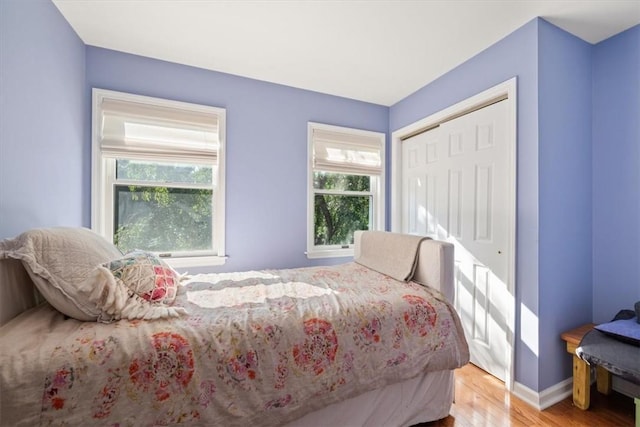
[420, 364, 636, 427]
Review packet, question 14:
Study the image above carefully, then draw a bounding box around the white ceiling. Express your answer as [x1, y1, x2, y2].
[53, 0, 640, 106]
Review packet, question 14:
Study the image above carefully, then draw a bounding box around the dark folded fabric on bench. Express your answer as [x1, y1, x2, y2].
[595, 316, 640, 346]
[576, 330, 640, 386]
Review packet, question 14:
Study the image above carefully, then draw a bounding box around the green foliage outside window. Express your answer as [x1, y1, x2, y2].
[113, 163, 370, 252]
[314, 172, 371, 246]
[113, 160, 214, 253]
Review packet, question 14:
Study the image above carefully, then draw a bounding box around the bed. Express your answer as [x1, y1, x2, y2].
[0, 228, 469, 427]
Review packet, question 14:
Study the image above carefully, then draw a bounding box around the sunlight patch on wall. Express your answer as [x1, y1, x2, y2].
[520, 303, 539, 357]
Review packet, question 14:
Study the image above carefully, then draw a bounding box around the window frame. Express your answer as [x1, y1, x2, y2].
[91, 88, 226, 268]
[306, 122, 385, 259]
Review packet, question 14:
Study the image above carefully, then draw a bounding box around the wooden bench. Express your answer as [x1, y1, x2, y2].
[561, 323, 613, 410]
[562, 323, 640, 427]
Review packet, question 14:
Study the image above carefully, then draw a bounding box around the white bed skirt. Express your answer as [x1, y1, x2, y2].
[285, 370, 454, 427]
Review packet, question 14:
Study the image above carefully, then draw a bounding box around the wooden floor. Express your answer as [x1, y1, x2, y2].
[420, 364, 636, 427]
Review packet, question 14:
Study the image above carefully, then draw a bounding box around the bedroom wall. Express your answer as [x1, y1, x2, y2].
[390, 19, 543, 392]
[0, 0, 87, 239]
[592, 25, 640, 324]
[537, 19, 593, 391]
[86, 47, 389, 273]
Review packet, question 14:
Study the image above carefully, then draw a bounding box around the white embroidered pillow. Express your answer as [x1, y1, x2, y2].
[0, 228, 187, 323]
[0, 227, 123, 321]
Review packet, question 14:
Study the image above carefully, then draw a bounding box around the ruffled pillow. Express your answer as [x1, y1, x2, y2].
[0, 227, 187, 323]
[0, 227, 124, 321]
[104, 250, 180, 304]
[81, 251, 187, 322]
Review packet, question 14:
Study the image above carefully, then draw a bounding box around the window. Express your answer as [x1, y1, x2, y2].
[92, 89, 226, 268]
[307, 122, 385, 258]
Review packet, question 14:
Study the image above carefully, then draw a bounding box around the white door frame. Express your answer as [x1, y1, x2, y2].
[390, 77, 517, 390]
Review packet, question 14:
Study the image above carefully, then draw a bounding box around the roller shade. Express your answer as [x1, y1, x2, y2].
[98, 96, 220, 162]
[312, 128, 383, 176]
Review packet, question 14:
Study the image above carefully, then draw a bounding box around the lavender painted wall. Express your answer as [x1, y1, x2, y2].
[592, 25, 640, 324]
[390, 20, 542, 391]
[537, 20, 593, 390]
[0, 0, 87, 239]
[86, 47, 389, 273]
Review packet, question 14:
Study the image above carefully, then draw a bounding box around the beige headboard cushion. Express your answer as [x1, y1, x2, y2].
[0, 258, 41, 327]
[412, 239, 455, 303]
[354, 231, 455, 303]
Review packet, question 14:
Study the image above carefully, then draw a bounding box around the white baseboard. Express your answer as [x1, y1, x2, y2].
[513, 373, 639, 411]
[512, 378, 573, 410]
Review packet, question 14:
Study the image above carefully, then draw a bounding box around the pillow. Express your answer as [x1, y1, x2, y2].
[595, 318, 640, 347]
[0, 227, 187, 323]
[81, 250, 187, 322]
[103, 250, 179, 305]
[0, 227, 123, 321]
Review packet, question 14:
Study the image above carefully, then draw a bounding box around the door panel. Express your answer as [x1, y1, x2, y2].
[402, 100, 510, 382]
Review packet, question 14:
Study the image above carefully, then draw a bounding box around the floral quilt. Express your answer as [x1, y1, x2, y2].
[0, 262, 469, 426]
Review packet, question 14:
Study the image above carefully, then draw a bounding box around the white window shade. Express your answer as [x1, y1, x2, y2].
[312, 128, 383, 176]
[99, 97, 220, 162]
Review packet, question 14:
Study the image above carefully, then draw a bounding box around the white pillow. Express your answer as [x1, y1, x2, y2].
[0, 227, 123, 321]
[0, 227, 186, 322]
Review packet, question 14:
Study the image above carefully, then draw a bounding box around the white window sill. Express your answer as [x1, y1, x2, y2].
[306, 248, 354, 259]
[164, 255, 227, 269]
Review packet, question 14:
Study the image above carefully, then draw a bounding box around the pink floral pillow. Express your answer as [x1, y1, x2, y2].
[103, 250, 180, 305]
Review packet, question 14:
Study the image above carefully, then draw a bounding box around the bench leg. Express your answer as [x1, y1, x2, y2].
[596, 366, 612, 395]
[573, 354, 590, 410]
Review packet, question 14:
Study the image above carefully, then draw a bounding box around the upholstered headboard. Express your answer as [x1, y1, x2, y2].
[354, 231, 455, 303]
[0, 258, 41, 326]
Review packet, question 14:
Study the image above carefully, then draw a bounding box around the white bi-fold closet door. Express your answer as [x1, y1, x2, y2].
[401, 100, 511, 382]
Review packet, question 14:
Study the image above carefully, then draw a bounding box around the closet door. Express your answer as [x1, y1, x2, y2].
[401, 100, 510, 382]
